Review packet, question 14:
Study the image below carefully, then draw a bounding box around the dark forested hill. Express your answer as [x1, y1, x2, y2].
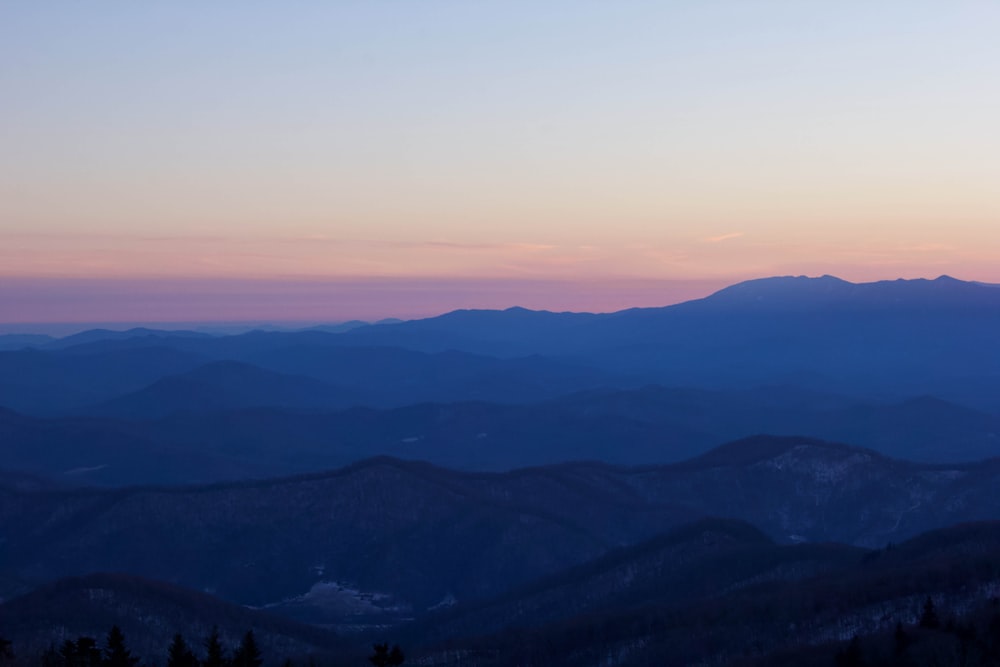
[5, 436, 1000, 628]
[6, 521, 1000, 667]
[414, 521, 1000, 667]
[409, 518, 863, 645]
[0, 573, 342, 662]
[0, 407, 271, 486]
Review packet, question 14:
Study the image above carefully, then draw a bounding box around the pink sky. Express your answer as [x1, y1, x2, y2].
[3, 231, 996, 326]
[0, 277, 731, 327]
[2, 4, 998, 325]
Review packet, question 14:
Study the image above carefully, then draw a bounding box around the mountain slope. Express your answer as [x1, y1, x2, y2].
[411, 518, 862, 645]
[0, 333, 54, 351]
[0, 407, 265, 486]
[242, 344, 623, 405]
[87, 361, 365, 419]
[0, 573, 341, 662]
[0, 346, 208, 415]
[5, 381, 997, 489]
[42, 327, 213, 350]
[5, 437, 1000, 624]
[0, 456, 694, 616]
[420, 521, 1000, 667]
[696, 274, 1000, 311]
[550, 385, 1000, 462]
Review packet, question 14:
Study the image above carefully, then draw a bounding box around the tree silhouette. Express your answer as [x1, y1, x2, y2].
[41, 643, 61, 667]
[368, 643, 404, 667]
[104, 626, 138, 667]
[59, 637, 102, 667]
[919, 596, 940, 629]
[202, 627, 227, 667]
[834, 635, 865, 667]
[893, 621, 909, 656]
[0, 638, 12, 667]
[166, 634, 198, 667]
[59, 641, 77, 667]
[232, 631, 262, 667]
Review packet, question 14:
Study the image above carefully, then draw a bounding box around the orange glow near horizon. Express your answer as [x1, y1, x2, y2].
[2, 3, 999, 323]
[3, 231, 999, 286]
[0, 276, 735, 327]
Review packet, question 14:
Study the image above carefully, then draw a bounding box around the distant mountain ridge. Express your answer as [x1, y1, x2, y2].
[2, 273, 999, 480]
[21, 273, 1000, 351]
[3, 380, 1000, 486]
[699, 274, 1000, 310]
[322, 275, 1000, 405]
[0, 346, 209, 415]
[87, 360, 364, 419]
[0, 333, 55, 351]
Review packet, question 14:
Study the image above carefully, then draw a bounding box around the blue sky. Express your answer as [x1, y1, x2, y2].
[2, 2, 999, 321]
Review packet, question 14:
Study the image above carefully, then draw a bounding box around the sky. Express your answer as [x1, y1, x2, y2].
[2, 2, 999, 325]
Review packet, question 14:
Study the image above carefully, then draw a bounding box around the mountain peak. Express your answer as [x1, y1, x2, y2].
[685, 435, 874, 468]
[699, 275, 852, 308]
[698, 274, 998, 311]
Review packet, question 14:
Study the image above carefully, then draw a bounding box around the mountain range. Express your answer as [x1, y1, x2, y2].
[5, 435, 1000, 624]
[5, 275, 1000, 408]
[413, 520, 1000, 666]
[2, 383, 999, 487]
[4, 274, 1000, 665]
[6, 491, 1000, 665]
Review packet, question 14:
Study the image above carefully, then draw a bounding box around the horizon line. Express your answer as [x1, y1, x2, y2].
[3, 273, 997, 336]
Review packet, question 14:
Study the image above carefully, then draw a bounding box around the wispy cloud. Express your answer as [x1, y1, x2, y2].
[899, 243, 955, 253]
[702, 232, 744, 243]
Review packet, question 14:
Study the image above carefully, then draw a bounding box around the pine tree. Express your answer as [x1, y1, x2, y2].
[60, 640, 78, 667]
[0, 638, 13, 667]
[919, 596, 940, 629]
[167, 634, 199, 667]
[368, 643, 404, 667]
[989, 611, 1000, 659]
[104, 626, 138, 667]
[62, 637, 102, 667]
[834, 635, 864, 667]
[893, 621, 909, 656]
[202, 627, 227, 667]
[41, 643, 61, 667]
[231, 631, 262, 667]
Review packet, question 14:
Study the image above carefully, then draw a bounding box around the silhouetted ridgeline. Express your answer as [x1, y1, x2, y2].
[3, 275, 1000, 411]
